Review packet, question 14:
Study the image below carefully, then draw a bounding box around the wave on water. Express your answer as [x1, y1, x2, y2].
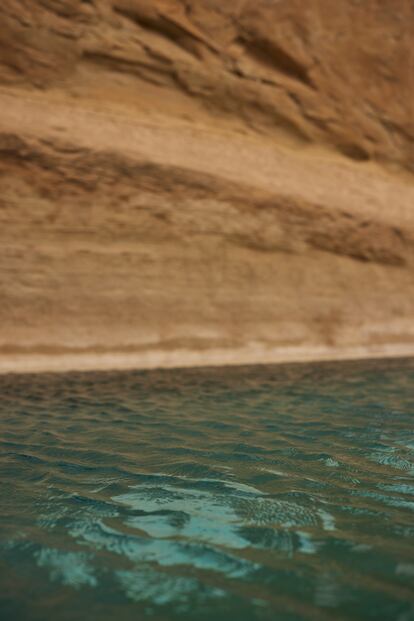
[1, 359, 413, 620]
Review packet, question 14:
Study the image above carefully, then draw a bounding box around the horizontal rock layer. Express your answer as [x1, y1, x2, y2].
[0, 1, 413, 372]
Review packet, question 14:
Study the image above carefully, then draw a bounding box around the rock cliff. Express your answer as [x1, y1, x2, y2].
[1, 0, 413, 372]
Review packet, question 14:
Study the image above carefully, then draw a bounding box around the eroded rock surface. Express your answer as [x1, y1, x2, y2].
[1, 0, 413, 372]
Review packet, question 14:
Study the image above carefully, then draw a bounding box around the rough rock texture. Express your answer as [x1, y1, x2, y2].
[1, 0, 414, 372]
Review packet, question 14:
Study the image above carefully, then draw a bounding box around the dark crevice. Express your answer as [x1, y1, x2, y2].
[113, 6, 206, 61]
[238, 35, 315, 90]
[338, 142, 371, 162]
[81, 50, 174, 86]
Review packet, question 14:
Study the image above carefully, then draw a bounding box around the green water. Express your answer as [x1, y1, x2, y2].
[0, 359, 413, 620]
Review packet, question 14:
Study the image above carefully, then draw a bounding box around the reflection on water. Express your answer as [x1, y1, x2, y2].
[0, 359, 413, 620]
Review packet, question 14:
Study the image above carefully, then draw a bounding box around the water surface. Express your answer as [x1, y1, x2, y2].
[1, 359, 413, 620]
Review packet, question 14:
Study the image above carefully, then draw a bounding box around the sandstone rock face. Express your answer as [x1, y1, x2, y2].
[1, 1, 413, 372]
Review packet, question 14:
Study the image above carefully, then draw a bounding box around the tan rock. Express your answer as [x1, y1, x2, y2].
[0, 1, 413, 373]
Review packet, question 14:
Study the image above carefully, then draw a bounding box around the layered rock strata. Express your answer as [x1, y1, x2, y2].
[1, 0, 413, 372]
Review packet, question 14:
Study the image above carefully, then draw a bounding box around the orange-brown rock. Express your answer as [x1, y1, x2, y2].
[0, 1, 413, 373]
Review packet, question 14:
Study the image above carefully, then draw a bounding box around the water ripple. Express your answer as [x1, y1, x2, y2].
[1, 358, 413, 620]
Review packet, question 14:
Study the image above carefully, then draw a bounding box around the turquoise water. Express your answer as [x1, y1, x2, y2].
[0, 359, 413, 620]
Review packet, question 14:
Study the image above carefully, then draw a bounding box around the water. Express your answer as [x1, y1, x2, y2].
[0, 359, 413, 621]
